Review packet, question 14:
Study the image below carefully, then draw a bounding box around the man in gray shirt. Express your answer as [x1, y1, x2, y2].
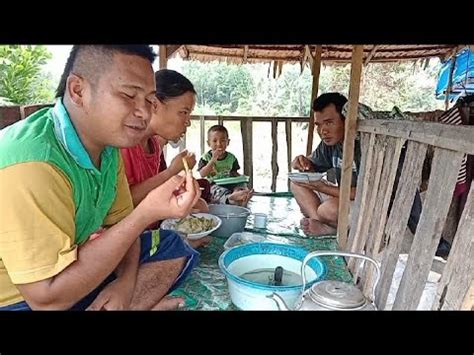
[291, 93, 358, 235]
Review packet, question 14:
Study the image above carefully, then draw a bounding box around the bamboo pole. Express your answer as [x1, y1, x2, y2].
[271, 119, 279, 192]
[159, 45, 167, 69]
[200, 116, 205, 156]
[286, 119, 292, 190]
[306, 45, 323, 156]
[337, 45, 364, 250]
[241, 118, 253, 188]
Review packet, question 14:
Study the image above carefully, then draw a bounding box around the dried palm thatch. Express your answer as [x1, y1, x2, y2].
[166, 44, 463, 66]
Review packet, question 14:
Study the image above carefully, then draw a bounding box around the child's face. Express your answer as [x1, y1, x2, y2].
[207, 131, 229, 152]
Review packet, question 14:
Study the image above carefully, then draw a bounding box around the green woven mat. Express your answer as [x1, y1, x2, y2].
[170, 195, 352, 310]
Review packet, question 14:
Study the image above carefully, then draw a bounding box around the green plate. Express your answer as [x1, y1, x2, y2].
[213, 175, 250, 186]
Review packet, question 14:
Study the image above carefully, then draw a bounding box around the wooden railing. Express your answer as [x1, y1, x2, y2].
[347, 119, 474, 310]
[188, 115, 311, 191]
[2, 106, 446, 195]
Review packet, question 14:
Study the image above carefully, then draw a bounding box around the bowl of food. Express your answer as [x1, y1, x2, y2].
[161, 213, 222, 240]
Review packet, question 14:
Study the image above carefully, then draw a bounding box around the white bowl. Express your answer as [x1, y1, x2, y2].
[219, 243, 327, 310]
[161, 213, 222, 240]
[288, 172, 325, 183]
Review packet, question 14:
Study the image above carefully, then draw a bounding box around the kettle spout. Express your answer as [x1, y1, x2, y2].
[267, 292, 290, 310]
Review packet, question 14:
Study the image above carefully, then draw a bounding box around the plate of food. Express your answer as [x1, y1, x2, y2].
[288, 172, 325, 183]
[213, 175, 250, 186]
[161, 213, 222, 240]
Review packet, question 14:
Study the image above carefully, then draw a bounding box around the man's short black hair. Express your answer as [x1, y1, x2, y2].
[312, 92, 348, 119]
[55, 45, 157, 98]
[207, 124, 229, 139]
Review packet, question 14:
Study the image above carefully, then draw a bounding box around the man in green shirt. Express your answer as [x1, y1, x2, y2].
[0, 45, 200, 310]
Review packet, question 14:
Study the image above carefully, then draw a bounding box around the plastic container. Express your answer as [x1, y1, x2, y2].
[223, 232, 267, 250]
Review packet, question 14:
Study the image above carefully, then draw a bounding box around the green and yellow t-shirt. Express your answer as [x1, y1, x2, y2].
[197, 151, 240, 182]
[0, 100, 133, 307]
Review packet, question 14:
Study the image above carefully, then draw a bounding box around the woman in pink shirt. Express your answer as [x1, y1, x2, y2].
[121, 69, 209, 248]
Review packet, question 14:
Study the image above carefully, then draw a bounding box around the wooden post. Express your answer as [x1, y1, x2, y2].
[306, 45, 322, 156]
[286, 119, 292, 191]
[159, 45, 167, 69]
[241, 118, 253, 188]
[375, 141, 427, 309]
[271, 119, 279, 192]
[393, 148, 464, 310]
[200, 116, 205, 156]
[337, 45, 364, 250]
[432, 182, 474, 310]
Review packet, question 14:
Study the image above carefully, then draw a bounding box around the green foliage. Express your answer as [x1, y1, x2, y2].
[0, 45, 55, 105]
[180, 58, 443, 116]
[182, 61, 254, 115]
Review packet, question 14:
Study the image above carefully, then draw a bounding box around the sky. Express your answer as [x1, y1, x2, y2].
[44, 45, 181, 81]
[44, 45, 72, 80]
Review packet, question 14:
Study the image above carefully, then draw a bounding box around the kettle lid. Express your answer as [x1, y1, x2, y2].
[308, 280, 366, 309]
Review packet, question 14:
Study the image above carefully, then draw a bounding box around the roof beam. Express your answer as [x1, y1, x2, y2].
[304, 45, 314, 70]
[364, 45, 379, 66]
[182, 45, 190, 59]
[159, 45, 167, 69]
[166, 45, 182, 59]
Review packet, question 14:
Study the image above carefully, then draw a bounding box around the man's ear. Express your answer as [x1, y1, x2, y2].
[150, 96, 159, 113]
[66, 73, 86, 107]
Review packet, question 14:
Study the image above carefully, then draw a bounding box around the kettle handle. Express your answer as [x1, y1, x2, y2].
[301, 251, 381, 304]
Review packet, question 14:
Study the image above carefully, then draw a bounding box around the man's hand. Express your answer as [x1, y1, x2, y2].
[169, 150, 196, 174]
[291, 155, 314, 172]
[86, 278, 135, 310]
[139, 172, 201, 222]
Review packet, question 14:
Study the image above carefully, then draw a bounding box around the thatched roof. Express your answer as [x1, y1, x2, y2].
[165, 45, 468, 66]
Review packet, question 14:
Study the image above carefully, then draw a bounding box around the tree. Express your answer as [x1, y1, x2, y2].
[178, 58, 443, 117]
[182, 61, 254, 115]
[0, 45, 55, 105]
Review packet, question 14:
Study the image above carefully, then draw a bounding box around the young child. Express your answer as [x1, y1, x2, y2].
[198, 125, 253, 206]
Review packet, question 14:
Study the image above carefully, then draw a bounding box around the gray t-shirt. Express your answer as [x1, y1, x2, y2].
[309, 139, 361, 187]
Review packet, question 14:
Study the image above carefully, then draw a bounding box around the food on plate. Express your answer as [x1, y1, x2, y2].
[173, 215, 217, 234]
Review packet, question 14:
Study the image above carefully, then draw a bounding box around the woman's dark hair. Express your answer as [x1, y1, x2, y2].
[312, 92, 348, 119]
[155, 69, 196, 102]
